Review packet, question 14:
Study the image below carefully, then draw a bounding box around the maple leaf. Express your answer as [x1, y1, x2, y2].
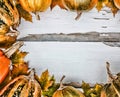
[16, 4, 32, 22]
[42, 83, 59, 97]
[11, 63, 29, 78]
[50, 0, 67, 10]
[11, 50, 28, 64]
[38, 70, 55, 91]
[82, 81, 103, 97]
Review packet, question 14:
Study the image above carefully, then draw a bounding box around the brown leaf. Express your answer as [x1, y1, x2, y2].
[16, 4, 32, 22]
[11, 63, 29, 78]
[50, 0, 67, 10]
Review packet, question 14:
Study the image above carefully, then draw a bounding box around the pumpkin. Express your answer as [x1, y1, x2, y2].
[0, 41, 23, 84]
[19, 0, 52, 19]
[52, 76, 85, 97]
[114, 0, 120, 9]
[62, 0, 98, 20]
[0, 69, 41, 97]
[0, 0, 19, 34]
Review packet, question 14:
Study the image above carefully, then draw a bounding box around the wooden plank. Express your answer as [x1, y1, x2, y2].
[21, 42, 120, 83]
[18, 32, 120, 42]
[18, 7, 120, 38]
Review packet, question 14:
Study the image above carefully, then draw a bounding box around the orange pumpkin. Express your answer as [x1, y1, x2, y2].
[0, 42, 23, 84]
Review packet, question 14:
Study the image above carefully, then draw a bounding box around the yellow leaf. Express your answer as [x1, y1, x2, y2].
[11, 50, 28, 64]
[39, 70, 55, 91]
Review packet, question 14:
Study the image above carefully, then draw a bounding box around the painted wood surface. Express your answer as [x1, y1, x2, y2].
[18, 7, 120, 38]
[17, 7, 120, 83]
[21, 42, 120, 83]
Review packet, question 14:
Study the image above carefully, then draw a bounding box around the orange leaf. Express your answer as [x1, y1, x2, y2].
[50, 0, 67, 10]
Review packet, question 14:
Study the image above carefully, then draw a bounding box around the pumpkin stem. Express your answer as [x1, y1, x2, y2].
[59, 75, 65, 89]
[75, 11, 82, 20]
[4, 41, 24, 58]
[34, 12, 40, 20]
[28, 68, 35, 81]
[106, 62, 117, 82]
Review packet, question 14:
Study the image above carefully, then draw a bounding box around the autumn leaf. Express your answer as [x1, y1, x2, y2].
[38, 70, 55, 91]
[11, 50, 28, 64]
[11, 63, 29, 78]
[50, 0, 67, 10]
[16, 4, 32, 22]
[42, 83, 59, 97]
[96, 0, 108, 11]
[82, 81, 103, 97]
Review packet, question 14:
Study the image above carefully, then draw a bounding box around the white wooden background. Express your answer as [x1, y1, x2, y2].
[18, 7, 120, 84]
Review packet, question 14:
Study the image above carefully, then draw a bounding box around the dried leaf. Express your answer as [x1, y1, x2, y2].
[96, 0, 108, 11]
[50, 0, 67, 10]
[11, 50, 28, 64]
[16, 4, 32, 22]
[82, 81, 103, 97]
[39, 70, 55, 91]
[11, 63, 29, 78]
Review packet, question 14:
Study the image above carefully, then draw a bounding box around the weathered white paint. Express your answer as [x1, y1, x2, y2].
[21, 42, 120, 83]
[18, 7, 120, 38]
[17, 6, 120, 84]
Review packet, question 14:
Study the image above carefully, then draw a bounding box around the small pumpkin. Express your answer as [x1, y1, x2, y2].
[114, 0, 120, 9]
[0, 0, 19, 34]
[62, 0, 98, 20]
[0, 69, 41, 97]
[52, 76, 85, 97]
[0, 42, 23, 84]
[18, 0, 52, 19]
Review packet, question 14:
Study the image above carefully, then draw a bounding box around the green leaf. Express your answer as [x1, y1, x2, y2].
[42, 83, 60, 97]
